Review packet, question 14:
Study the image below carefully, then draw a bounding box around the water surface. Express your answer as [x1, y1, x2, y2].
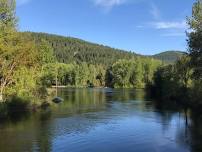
[0, 88, 201, 152]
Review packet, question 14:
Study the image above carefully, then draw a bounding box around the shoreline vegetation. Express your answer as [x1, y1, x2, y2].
[147, 0, 202, 112]
[0, 0, 202, 118]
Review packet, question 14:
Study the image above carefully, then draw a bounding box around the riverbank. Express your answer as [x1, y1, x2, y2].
[1, 86, 202, 120]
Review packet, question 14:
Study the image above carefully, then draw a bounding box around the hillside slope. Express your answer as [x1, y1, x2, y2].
[24, 32, 184, 64]
[152, 51, 185, 63]
[24, 32, 139, 65]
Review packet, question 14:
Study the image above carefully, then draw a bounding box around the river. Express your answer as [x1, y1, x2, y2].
[0, 88, 201, 152]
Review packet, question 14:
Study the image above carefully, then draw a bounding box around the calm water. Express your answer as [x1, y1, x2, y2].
[0, 88, 202, 152]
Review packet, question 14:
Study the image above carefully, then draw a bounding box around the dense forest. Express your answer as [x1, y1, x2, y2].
[23, 32, 139, 65]
[23, 32, 182, 65]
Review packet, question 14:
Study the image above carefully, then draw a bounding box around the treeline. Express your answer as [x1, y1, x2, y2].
[150, 0, 202, 109]
[42, 58, 162, 88]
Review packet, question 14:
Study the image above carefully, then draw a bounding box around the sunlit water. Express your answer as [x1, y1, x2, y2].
[0, 88, 202, 152]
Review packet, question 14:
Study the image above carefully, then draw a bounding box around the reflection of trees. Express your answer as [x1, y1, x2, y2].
[155, 111, 175, 131]
[176, 112, 202, 152]
[55, 88, 107, 114]
[0, 113, 41, 152]
[2, 88, 202, 152]
[36, 109, 53, 152]
[0, 88, 149, 152]
[56, 88, 146, 115]
[149, 100, 202, 152]
[146, 100, 180, 132]
[0, 109, 54, 152]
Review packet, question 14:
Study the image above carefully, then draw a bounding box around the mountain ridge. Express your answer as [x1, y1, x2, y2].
[152, 51, 186, 63]
[23, 32, 185, 64]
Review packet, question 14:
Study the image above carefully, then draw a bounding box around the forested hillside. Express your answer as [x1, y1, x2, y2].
[23, 32, 183, 65]
[152, 51, 185, 63]
[23, 32, 139, 65]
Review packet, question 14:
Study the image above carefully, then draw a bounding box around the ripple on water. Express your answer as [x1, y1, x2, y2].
[0, 88, 197, 152]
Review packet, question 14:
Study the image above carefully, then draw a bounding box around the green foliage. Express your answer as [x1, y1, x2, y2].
[105, 67, 114, 88]
[57, 63, 76, 86]
[188, 0, 202, 79]
[38, 57, 162, 89]
[41, 62, 107, 87]
[0, 0, 56, 103]
[0, 0, 16, 30]
[5, 67, 38, 99]
[112, 59, 132, 88]
[23, 32, 139, 66]
[152, 65, 180, 100]
[110, 58, 161, 88]
[37, 39, 56, 65]
[174, 56, 192, 88]
[151, 56, 193, 105]
[0, 32, 54, 101]
[151, 0, 202, 108]
[188, 0, 202, 31]
[23, 32, 185, 65]
[187, 0, 202, 105]
[190, 80, 202, 106]
[0, 0, 39, 101]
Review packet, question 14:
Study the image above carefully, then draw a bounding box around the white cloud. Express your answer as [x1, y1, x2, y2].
[93, 0, 127, 9]
[135, 2, 187, 37]
[151, 21, 187, 29]
[150, 3, 161, 20]
[136, 25, 144, 28]
[16, 0, 31, 6]
[136, 20, 187, 37]
[136, 20, 187, 30]
[161, 32, 185, 37]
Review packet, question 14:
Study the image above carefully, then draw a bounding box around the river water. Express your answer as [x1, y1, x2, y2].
[0, 88, 201, 152]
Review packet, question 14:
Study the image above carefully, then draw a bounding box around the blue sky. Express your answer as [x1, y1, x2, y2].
[16, 0, 195, 55]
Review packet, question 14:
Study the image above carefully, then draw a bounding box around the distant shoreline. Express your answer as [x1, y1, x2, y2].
[51, 86, 107, 89]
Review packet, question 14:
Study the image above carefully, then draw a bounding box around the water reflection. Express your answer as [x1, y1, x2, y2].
[0, 88, 201, 152]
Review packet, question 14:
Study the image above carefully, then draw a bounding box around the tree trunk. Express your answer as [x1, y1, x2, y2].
[0, 86, 3, 102]
[0, 81, 5, 102]
[0, 89, 3, 102]
[0, 94, 2, 102]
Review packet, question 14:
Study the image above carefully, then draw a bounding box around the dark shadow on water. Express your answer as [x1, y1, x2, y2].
[175, 111, 202, 152]
[0, 96, 32, 123]
[0, 97, 51, 124]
